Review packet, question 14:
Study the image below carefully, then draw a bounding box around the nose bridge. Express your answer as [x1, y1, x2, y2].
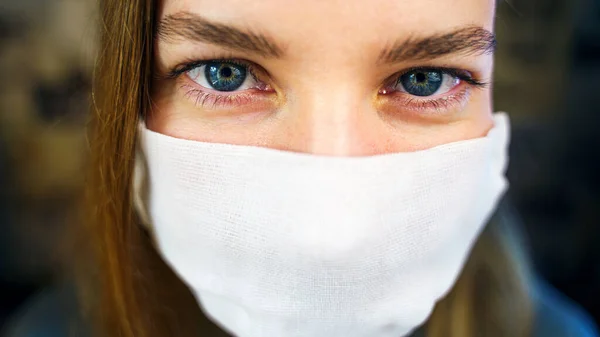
[283, 86, 382, 157]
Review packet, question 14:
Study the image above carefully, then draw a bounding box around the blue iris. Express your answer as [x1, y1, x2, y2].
[399, 70, 443, 97]
[205, 61, 247, 92]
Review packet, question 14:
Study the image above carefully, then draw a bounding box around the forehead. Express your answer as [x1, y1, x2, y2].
[159, 0, 496, 51]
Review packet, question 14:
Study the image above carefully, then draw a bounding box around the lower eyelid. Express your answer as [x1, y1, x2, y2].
[182, 84, 254, 103]
[379, 83, 473, 116]
[179, 82, 277, 111]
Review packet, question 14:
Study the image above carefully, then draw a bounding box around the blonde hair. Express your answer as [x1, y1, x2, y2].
[79, 1, 535, 336]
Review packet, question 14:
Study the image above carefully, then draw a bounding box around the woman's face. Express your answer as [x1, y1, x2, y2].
[149, 0, 496, 156]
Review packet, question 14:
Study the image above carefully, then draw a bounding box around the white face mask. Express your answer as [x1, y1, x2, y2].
[133, 113, 510, 337]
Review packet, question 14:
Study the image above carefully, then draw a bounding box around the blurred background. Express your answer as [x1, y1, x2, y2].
[0, 0, 598, 335]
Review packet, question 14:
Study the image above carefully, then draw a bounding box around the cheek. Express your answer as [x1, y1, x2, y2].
[146, 84, 177, 136]
[382, 112, 494, 153]
[375, 87, 494, 152]
[146, 93, 277, 146]
[467, 84, 494, 137]
[421, 89, 494, 147]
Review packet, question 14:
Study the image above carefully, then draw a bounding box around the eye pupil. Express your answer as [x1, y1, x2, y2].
[399, 70, 443, 97]
[205, 61, 247, 92]
[219, 66, 233, 78]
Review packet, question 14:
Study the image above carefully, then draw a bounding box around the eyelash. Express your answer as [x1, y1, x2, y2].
[166, 59, 488, 113]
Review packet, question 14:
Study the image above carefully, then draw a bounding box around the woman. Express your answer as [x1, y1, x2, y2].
[76, 0, 598, 337]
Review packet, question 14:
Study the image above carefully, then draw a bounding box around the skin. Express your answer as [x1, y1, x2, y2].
[149, 0, 496, 156]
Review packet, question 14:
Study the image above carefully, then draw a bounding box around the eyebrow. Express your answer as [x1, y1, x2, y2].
[378, 26, 497, 63]
[157, 12, 495, 63]
[157, 12, 284, 58]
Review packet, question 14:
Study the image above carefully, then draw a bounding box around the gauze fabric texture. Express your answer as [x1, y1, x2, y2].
[133, 113, 511, 337]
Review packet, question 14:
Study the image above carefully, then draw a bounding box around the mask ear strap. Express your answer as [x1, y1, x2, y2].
[132, 140, 153, 233]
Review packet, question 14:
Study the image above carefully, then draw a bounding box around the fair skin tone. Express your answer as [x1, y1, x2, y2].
[149, 0, 496, 156]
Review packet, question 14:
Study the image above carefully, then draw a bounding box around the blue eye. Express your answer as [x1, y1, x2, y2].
[204, 61, 247, 92]
[397, 70, 459, 97]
